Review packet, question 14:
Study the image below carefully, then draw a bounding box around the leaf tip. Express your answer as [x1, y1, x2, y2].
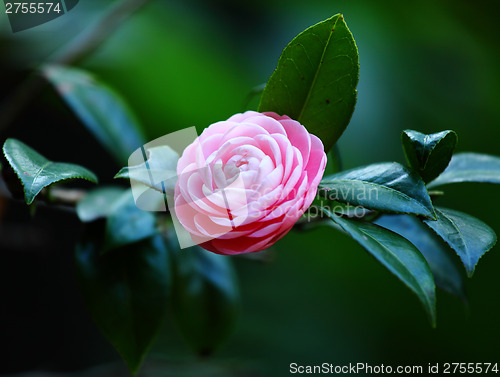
[123, 357, 144, 377]
[88, 173, 99, 184]
[129, 364, 142, 376]
[466, 265, 476, 278]
[423, 208, 438, 221]
[114, 167, 133, 180]
[428, 300, 437, 329]
[431, 317, 437, 329]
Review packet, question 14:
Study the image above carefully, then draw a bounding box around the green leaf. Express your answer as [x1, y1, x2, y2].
[115, 145, 179, 194]
[423, 207, 497, 277]
[103, 190, 157, 253]
[75, 230, 170, 375]
[2, 138, 98, 205]
[258, 14, 359, 152]
[402, 129, 457, 183]
[376, 215, 467, 302]
[43, 65, 147, 165]
[322, 209, 436, 326]
[318, 200, 372, 218]
[319, 162, 436, 219]
[171, 245, 240, 356]
[427, 153, 500, 188]
[76, 186, 126, 222]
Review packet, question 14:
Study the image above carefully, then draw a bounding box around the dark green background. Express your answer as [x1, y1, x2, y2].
[0, 0, 499, 376]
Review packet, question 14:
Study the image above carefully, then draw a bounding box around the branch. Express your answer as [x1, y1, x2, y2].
[47, 187, 87, 205]
[0, 0, 150, 132]
[51, 0, 150, 65]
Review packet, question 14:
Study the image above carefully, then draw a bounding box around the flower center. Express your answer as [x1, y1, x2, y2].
[235, 159, 249, 168]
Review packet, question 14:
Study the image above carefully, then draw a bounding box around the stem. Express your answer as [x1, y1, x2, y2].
[47, 187, 87, 205]
[329, 144, 343, 173]
[0, 171, 84, 208]
[241, 83, 266, 112]
[428, 190, 444, 197]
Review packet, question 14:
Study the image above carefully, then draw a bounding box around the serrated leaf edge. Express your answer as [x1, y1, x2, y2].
[423, 207, 497, 277]
[3, 139, 98, 205]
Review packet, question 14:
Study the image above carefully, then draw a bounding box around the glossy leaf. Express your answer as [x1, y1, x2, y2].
[103, 190, 157, 253]
[171, 246, 240, 356]
[76, 186, 126, 222]
[323, 209, 436, 326]
[376, 215, 466, 302]
[320, 200, 372, 218]
[75, 230, 170, 375]
[402, 129, 457, 183]
[423, 207, 497, 277]
[427, 153, 500, 188]
[43, 65, 147, 164]
[258, 14, 359, 152]
[2, 138, 97, 205]
[115, 145, 179, 195]
[320, 162, 436, 219]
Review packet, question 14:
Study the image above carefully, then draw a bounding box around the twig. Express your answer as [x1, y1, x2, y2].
[51, 0, 150, 65]
[0, 178, 78, 214]
[47, 187, 87, 205]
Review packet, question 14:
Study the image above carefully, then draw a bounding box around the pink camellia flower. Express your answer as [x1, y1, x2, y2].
[174, 111, 327, 255]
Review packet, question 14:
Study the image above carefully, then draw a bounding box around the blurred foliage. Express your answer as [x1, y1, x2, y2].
[1, 0, 500, 376]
